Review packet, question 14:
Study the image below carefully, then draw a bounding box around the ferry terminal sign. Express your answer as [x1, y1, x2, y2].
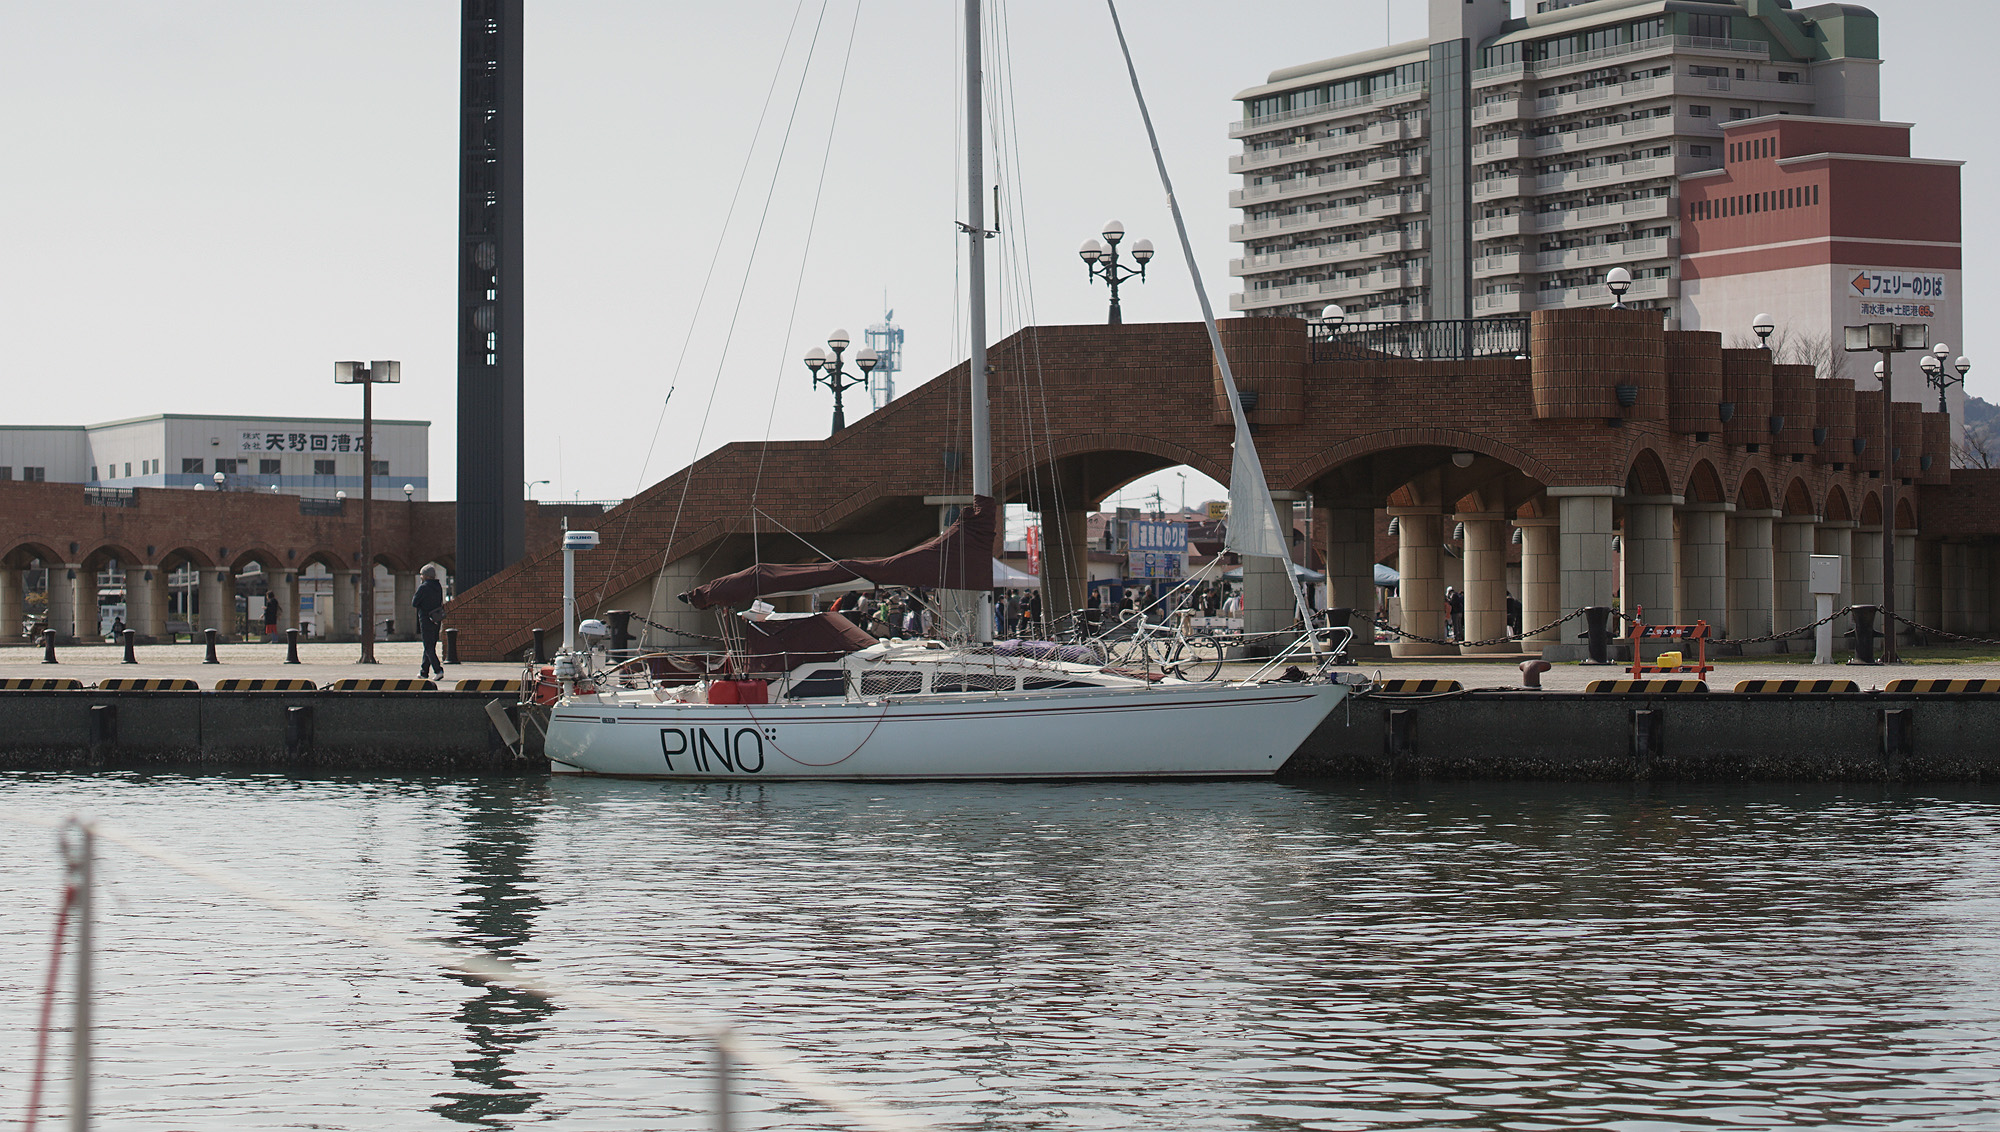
[1850, 270, 1945, 320]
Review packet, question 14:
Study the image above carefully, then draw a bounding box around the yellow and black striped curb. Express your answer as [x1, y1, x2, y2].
[1369, 679, 1464, 695]
[1731, 679, 1862, 694]
[1882, 678, 2000, 694]
[94, 677, 200, 692]
[213, 678, 320, 692]
[454, 679, 524, 693]
[0, 677, 86, 690]
[321, 678, 438, 692]
[1585, 679, 1709, 693]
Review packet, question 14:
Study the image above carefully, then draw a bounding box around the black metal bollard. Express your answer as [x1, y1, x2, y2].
[607, 610, 632, 653]
[532, 627, 548, 663]
[41, 630, 57, 665]
[122, 629, 137, 664]
[285, 628, 301, 665]
[203, 627, 220, 664]
[444, 627, 460, 665]
[1583, 606, 1614, 665]
[1851, 605, 1879, 665]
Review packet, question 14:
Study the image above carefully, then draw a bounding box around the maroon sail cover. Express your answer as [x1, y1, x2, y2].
[682, 495, 996, 609]
[728, 612, 879, 674]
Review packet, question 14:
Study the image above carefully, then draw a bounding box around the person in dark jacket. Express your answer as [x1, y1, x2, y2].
[413, 565, 446, 679]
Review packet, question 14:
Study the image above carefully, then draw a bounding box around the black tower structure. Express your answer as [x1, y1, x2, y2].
[456, 0, 525, 589]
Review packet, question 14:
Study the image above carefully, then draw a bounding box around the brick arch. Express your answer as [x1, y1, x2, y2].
[156, 545, 217, 570]
[1860, 490, 1883, 527]
[296, 548, 349, 573]
[368, 551, 416, 574]
[229, 545, 289, 573]
[1, 541, 66, 568]
[1825, 484, 1854, 523]
[996, 432, 1230, 501]
[1626, 448, 1672, 496]
[1284, 428, 1560, 491]
[1895, 496, 1918, 531]
[1780, 476, 1816, 517]
[1737, 468, 1774, 511]
[80, 543, 144, 570]
[1684, 459, 1727, 504]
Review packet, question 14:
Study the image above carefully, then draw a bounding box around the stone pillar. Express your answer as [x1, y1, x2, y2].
[1814, 522, 1855, 615]
[332, 570, 360, 642]
[1036, 507, 1091, 635]
[46, 564, 79, 644]
[1677, 504, 1730, 636]
[197, 567, 238, 639]
[1388, 506, 1447, 657]
[642, 556, 714, 648]
[1727, 510, 1777, 648]
[0, 566, 20, 643]
[1772, 516, 1818, 644]
[128, 566, 168, 641]
[1914, 536, 1942, 639]
[1553, 488, 1619, 617]
[72, 565, 101, 641]
[393, 571, 418, 640]
[1852, 525, 1884, 616]
[268, 569, 298, 636]
[1318, 505, 1379, 624]
[1947, 544, 1990, 636]
[1516, 517, 1561, 645]
[1242, 494, 1305, 647]
[1457, 512, 1511, 654]
[1895, 531, 1918, 642]
[1621, 494, 1679, 626]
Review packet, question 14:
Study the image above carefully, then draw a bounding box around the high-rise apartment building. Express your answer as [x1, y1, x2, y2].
[1229, 0, 1883, 327]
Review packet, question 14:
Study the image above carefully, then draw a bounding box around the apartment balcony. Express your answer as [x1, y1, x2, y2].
[1230, 82, 1428, 140]
[1473, 136, 1526, 163]
[1530, 195, 1673, 235]
[1472, 98, 1526, 125]
[1532, 236, 1677, 274]
[1473, 213, 1526, 238]
[1473, 175, 1524, 201]
[1473, 291, 1529, 315]
[1533, 156, 1670, 196]
[1231, 195, 1422, 243]
[1478, 34, 1769, 88]
[1670, 72, 1817, 104]
[1530, 114, 1675, 158]
[1531, 75, 1661, 118]
[1365, 193, 1426, 218]
[1230, 228, 1425, 276]
[1231, 169, 1360, 207]
[1534, 274, 1678, 310]
[1473, 251, 1524, 279]
[1231, 275, 1405, 314]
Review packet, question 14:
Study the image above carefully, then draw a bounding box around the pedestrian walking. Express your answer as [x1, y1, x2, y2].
[413, 565, 446, 679]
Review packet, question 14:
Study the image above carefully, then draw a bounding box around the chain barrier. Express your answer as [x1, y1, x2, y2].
[624, 612, 725, 645]
[1374, 607, 1590, 649]
[1885, 611, 2000, 648]
[1705, 605, 1854, 647]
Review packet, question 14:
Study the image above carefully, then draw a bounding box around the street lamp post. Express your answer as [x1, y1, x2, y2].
[1606, 267, 1633, 310]
[1919, 342, 1971, 415]
[334, 360, 401, 664]
[803, 329, 877, 436]
[1843, 323, 1928, 664]
[1079, 220, 1153, 325]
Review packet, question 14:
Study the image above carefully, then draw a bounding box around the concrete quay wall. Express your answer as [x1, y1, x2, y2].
[0, 690, 540, 773]
[1289, 691, 2000, 783]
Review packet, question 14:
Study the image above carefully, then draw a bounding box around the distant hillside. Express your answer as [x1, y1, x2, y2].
[1964, 395, 1998, 467]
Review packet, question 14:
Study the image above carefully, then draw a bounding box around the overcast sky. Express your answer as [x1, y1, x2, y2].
[1, 0, 1990, 510]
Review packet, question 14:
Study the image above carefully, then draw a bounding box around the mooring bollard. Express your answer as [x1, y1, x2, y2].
[444, 627, 461, 665]
[608, 610, 632, 654]
[532, 627, 548, 663]
[203, 628, 220, 665]
[41, 629, 58, 665]
[121, 629, 137, 665]
[1518, 658, 1552, 689]
[1583, 606, 1615, 665]
[285, 628, 301, 665]
[1851, 605, 1879, 665]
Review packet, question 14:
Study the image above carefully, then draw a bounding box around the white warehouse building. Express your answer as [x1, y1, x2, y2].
[0, 414, 430, 500]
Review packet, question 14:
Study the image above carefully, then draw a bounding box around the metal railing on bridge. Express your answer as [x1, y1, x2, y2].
[83, 487, 138, 508]
[1310, 318, 1530, 362]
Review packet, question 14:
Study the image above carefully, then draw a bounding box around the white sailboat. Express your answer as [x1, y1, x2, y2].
[533, 0, 1363, 781]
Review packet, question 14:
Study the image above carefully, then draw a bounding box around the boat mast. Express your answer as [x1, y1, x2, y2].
[964, 0, 994, 642]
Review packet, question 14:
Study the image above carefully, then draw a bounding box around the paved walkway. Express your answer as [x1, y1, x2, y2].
[0, 641, 527, 686]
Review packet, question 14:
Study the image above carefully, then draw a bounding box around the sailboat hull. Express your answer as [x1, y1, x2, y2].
[544, 682, 1346, 781]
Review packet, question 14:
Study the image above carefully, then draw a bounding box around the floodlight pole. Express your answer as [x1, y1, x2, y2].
[1878, 343, 1898, 664]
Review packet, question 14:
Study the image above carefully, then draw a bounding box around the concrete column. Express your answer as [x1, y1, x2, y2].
[1814, 523, 1855, 616]
[1727, 510, 1777, 648]
[1553, 488, 1619, 617]
[197, 567, 238, 639]
[46, 564, 79, 644]
[127, 566, 167, 641]
[1318, 505, 1378, 622]
[1677, 504, 1730, 635]
[1516, 518, 1560, 644]
[1948, 545, 1990, 635]
[1036, 507, 1091, 634]
[332, 570, 360, 642]
[1389, 507, 1447, 656]
[1457, 512, 1511, 654]
[0, 566, 20, 643]
[1914, 536, 1942, 639]
[1852, 526, 1884, 616]
[1243, 495, 1304, 645]
[1895, 531, 1917, 642]
[72, 565, 101, 641]
[1772, 516, 1818, 644]
[393, 571, 418, 640]
[268, 569, 298, 636]
[1621, 494, 1679, 626]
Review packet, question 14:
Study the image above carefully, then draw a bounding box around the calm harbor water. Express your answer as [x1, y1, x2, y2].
[3, 773, 1999, 1131]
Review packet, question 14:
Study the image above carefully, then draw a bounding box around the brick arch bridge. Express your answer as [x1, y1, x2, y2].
[446, 309, 1969, 660]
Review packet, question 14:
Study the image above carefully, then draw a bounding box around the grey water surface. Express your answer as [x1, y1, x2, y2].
[3, 773, 1998, 1131]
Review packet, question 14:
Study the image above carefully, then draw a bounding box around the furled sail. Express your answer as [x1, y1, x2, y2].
[681, 496, 996, 609]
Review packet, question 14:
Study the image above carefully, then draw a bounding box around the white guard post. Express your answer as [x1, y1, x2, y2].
[562, 530, 600, 654]
[1810, 554, 1841, 664]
